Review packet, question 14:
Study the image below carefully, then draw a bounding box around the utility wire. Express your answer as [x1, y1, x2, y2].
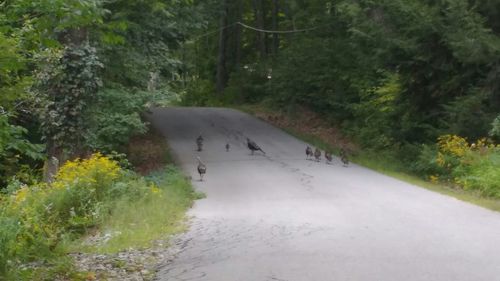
[190, 22, 238, 41]
[188, 21, 328, 42]
[235, 21, 323, 34]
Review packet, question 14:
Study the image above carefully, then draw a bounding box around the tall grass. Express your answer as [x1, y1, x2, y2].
[90, 167, 198, 253]
[0, 156, 199, 280]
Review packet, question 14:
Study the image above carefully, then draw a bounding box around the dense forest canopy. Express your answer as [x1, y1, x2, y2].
[0, 0, 202, 185]
[185, 0, 499, 147]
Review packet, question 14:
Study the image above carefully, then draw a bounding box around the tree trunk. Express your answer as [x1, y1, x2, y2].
[252, 0, 267, 59]
[234, 0, 243, 67]
[272, 0, 280, 56]
[44, 139, 62, 183]
[216, 0, 229, 94]
[44, 27, 88, 182]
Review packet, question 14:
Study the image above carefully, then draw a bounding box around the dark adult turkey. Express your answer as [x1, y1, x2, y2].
[306, 146, 313, 159]
[247, 138, 265, 155]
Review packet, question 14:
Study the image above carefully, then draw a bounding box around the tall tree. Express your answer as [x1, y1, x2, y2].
[272, 0, 280, 55]
[216, 0, 229, 94]
[252, 0, 267, 58]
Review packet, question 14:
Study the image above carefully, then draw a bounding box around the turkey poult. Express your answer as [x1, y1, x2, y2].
[306, 146, 313, 159]
[314, 148, 321, 162]
[196, 157, 206, 181]
[325, 151, 333, 164]
[340, 148, 349, 167]
[247, 138, 265, 155]
[196, 135, 204, 152]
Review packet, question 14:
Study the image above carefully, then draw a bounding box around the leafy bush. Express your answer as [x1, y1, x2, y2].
[0, 152, 197, 278]
[0, 184, 60, 277]
[49, 153, 122, 230]
[490, 115, 500, 140]
[84, 88, 149, 153]
[0, 115, 44, 187]
[455, 152, 500, 198]
[0, 216, 22, 275]
[414, 134, 500, 197]
[349, 73, 401, 149]
[410, 144, 445, 177]
[224, 65, 271, 104]
[179, 79, 217, 106]
[0, 153, 122, 277]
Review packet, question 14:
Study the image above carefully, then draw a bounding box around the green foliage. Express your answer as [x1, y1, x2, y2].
[180, 79, 217, 106]
[350, 73, 401, 148]
[0, 115, 43, 160]
[0, 31, 31, 111]
[0, 115, 44, 187]
[443, 91, 496, 140]
[84, 88, 148, 153]
[99, 0, 200, 88]
[1, 0, 201, 189]
[412, 134, 500, 197]
[455, 152, 500, 198]
[224, 64, 272, 104]
[93, 166, 197, 253]
[0, 216, 20, 275]
[34, 44, 103, 152]
[490, 115, 500, 139]
[0, 153, 197, 279]
[410, 144, 446, 177]
[186, 0, 500, 151]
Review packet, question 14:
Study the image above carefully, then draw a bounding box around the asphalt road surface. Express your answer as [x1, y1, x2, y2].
[148, 107, 500, 281]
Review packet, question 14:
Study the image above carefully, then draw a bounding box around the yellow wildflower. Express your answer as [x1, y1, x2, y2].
[429, 175, 439, 183]
[437, 134, 468, 157]
[53, 153, 121, 191]
[151, 184, 161, 194]
[13, 186, 29, 204]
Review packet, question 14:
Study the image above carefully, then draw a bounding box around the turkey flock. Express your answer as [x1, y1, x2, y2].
[194, 135, 349, 181]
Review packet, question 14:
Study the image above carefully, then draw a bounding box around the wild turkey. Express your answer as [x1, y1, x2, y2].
[306, 146, 313, 159]
[340, 148, 349, 167]
[247, 138, 265, 155]
[325, 151, 333, 164]
[314, 148, 321, 162]
[196, 135, 204, 151]
[196, 157, 206, 181]
[225, 143, 230, 152]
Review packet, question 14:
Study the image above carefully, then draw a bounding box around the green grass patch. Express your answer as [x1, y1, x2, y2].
[85, 167, 198, 253]
[1, 158, 200, 280]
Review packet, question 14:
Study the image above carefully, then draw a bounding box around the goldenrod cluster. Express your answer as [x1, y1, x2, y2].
[437, 134, 469, 158]
[53, 152, 121, 190]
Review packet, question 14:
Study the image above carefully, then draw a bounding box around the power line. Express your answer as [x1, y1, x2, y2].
[188, 21, 328, 42]
[190, 22, 238, 42]
[236, 21, 322, 34]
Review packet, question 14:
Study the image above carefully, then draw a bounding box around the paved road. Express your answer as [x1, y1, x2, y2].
[148, 107, 500, 281]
